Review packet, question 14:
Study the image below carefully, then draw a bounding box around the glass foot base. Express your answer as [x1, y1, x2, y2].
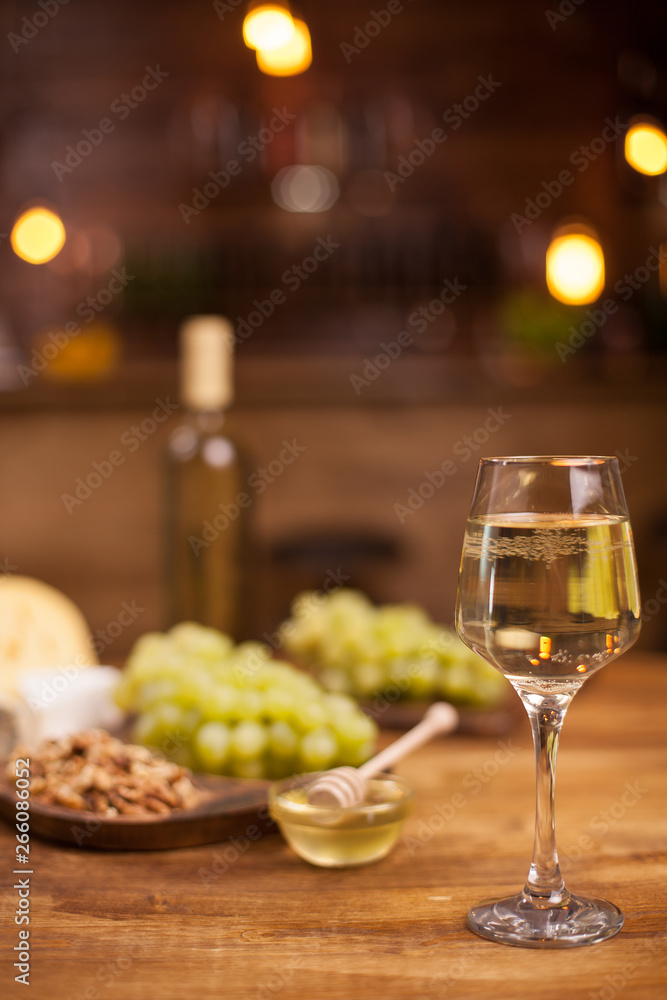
[467, 891, 623, 949]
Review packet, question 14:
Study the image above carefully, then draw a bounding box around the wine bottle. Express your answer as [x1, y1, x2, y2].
[165, 315, 250, 638]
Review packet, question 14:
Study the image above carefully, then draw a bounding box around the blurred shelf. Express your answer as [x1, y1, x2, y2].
[0, 354, 664, 412]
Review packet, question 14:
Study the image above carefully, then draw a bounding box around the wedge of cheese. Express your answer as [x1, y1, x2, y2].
[0, 576, 97, 697]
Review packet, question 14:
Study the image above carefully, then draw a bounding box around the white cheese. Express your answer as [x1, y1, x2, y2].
[16, 666, 123, 746]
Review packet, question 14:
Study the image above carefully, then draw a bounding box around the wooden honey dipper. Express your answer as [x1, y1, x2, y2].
[307, 702, 459, 808]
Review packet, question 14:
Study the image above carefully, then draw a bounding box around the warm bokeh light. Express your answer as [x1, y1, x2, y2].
[624, 122, 667, 176]
[37, 321, 121, 381]
[552, 458, 604, 466]
[271, 165, 339, 213]
[256, 18, 311, 75]
[546, 231, 605, 305]
[243, 5, 294, 51]
[11, 207, 66, 264]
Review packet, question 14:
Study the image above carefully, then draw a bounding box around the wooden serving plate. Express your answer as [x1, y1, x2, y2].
[0, 773, 275, 851]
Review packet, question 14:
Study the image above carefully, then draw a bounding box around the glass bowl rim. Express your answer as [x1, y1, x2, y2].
[479, 455, 618, 465]
[269, 771, 414, 819]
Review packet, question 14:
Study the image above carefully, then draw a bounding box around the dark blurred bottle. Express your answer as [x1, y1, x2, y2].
[165, 315, 250, 638]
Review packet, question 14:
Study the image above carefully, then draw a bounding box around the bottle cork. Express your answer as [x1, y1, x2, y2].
[180, 315, 234, 411]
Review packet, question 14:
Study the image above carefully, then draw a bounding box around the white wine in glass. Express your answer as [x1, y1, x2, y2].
[456, 456, 641, 948]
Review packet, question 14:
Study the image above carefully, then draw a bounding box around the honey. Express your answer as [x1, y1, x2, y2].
[269, 774, 413, 867]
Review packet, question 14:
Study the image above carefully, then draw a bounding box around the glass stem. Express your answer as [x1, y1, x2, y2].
[518, 688, 576, 906]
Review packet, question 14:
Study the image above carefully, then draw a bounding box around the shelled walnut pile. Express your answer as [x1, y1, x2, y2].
[6, 729, 201, 816]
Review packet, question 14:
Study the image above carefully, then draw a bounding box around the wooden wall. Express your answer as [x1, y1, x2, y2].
[2, 384, 665, 657]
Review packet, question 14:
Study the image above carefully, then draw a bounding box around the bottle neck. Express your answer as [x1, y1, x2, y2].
[184, 408, 228, 435]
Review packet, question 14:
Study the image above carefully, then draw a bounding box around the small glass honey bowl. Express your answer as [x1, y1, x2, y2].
[269, 772, 414, 868]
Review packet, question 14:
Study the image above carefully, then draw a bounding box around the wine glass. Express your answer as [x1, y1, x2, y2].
[455, 456, 641, 948]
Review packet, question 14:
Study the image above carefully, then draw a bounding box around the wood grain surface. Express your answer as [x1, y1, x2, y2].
[1, 654, 666, 1000]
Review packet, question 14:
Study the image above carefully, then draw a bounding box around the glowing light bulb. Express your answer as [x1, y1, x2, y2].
[546, 231, 605, 305]
[11, 206, 66, 264]
[243, 5, 294, 51]
[625, 122, 667, 176]
[256, 18, 311, 75]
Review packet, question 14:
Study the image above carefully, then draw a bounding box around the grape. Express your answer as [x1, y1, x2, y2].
[118, 622, 378, 779]
[200, 684, 239, 722]
[334, 712, 377, 746]
[146, 701, 182, 732]
[266, 722, 298, 779]
[318, 667, 349, 693]
[355, 662, 385, 697]
[132, 710, 162, 747]
[407, 659, 439, 698]
[176, 671, 212, 707]
[194, 722, 230, 771]
[134, 678, 179, 710]
[294, 700, 328, 732]
[299, 726, 338, 771]
[280, 588, 508, 706]
[263, 686, 296, 721]
[235, 689, 263, 720]
[269, 720, 298, 757]
[133, 702, 195, 751]
[179, 708, 204, 738]
[236, 641, 271, 663]
[323, 693, 358, 718]
[170, 622, 233, 660]
[338, 739, 375, 767]
[230, 720, 268, 760]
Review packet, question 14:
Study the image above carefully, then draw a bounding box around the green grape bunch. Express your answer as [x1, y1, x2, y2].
[279, 589, 508, 706]
[114, 622, 377, 779]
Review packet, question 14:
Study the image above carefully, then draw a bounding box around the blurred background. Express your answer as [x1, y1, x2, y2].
[1, 0, 666, 655]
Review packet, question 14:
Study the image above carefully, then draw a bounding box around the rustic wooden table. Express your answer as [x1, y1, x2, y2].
[2, 654, 666, 1000]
